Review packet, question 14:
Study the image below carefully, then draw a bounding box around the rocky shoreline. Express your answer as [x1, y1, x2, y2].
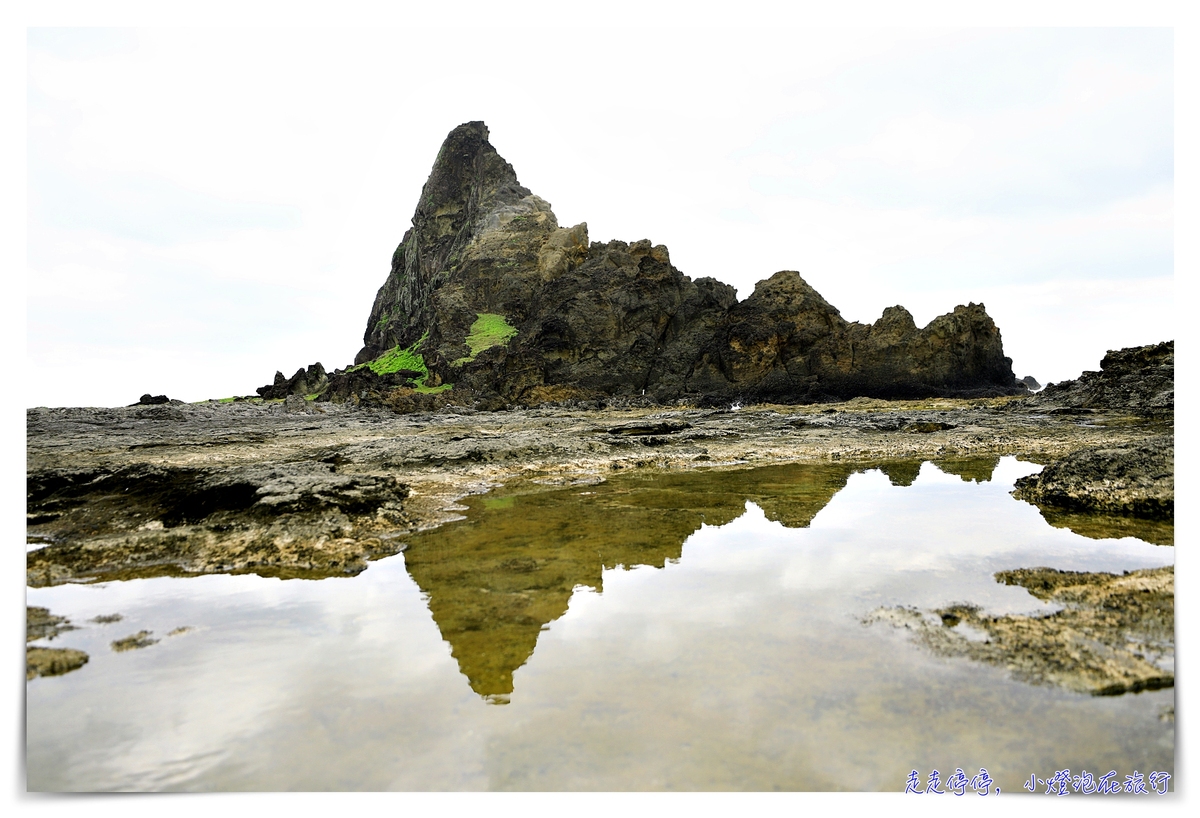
[24, 118, 1174, 706]
[27, 333, 1174, 699]
[25, 395, 1165, 585]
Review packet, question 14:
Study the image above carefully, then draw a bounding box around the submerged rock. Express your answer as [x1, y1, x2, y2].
[26, 606, 75, 642]
[27, 647, 88, 680]
[111, 631, 158, 652]
[26, 606, 89, 680]
[340, 121, 1021, 408]
[867, 565, 1174, 696]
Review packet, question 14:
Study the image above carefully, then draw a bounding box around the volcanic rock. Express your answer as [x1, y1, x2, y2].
[1030, 341, 1172, 414]
[344, 122, 1021, 408]
[867, 566, 1174, 696]
[1012, 436, 1173, 521]
[1020, 375, 1041, 390]
[257, 363, 329, 400]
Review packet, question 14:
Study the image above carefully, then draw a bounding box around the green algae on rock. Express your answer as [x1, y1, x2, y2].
[452, 313, 518, 367]
[263, 121, 1023, 410]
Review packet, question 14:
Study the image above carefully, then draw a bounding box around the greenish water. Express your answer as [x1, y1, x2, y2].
[26, 457, 1173, 791]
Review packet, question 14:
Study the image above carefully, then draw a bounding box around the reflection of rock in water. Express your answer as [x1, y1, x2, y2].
[1033, 507, 1173, 546]
[1012, 437, 1173, 545]
[933, 456, 1000, 483]
[876, 461, 922, 487]
[403, 462, 864, 699]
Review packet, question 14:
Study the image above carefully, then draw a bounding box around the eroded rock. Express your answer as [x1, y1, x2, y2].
[334, 122, 1022, 409]
[866, 566, 1174, 696]
[26, 460, 412, 586]
[1031, 341, 1173, 414]
[26, 606, 89, 680]
[1012, 436, 1173, 521]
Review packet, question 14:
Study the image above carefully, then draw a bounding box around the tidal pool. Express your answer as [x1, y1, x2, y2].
[26, 457, 1174, 791]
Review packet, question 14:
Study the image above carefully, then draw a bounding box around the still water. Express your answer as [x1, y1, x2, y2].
[26, 457, 1174, 791]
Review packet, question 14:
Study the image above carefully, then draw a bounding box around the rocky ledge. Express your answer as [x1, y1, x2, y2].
[28, 391, 1169, 587]
[259, 122, 1024, 409]
[867, 566, 1174, 696]
[1013, 436, 1173, 520]
[1029, 341, 1173, 415]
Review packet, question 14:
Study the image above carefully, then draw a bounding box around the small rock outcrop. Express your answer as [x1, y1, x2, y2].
[272, 122, 1023, 407]
[1033, 341, 1173, 414]
[257, 363, 329, 400]
[1013, 436, 1173, 521]
[26, 606, 88, 680]
[1020, 375, 1041, 391]
[867, 566, 1174, 696]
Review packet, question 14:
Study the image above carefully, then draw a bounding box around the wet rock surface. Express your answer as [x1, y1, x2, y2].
[867, 566, 1174, 696]
[26, 606, 88, 680]
[26, 647, 89, 680]
[1012, 436, 1173, 523]
[28, 394, 1169, 587]
[111, 631, 159, 652]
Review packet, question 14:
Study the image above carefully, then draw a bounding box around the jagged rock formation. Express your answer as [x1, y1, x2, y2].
[1008, 341, 1174, 543]
[257, 363, 329, 400]
[1032, 341, 1173, 414]
[274, 121, 1022, 406]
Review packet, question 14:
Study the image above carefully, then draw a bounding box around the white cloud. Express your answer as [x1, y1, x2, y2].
[25, 26, 1174, 406]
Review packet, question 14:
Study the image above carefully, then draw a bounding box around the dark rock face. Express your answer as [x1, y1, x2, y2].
[349, 121, 1021, 406]
[1020, 375, 1041, 391]
[1033, 341, 1173, 414]
[1013, 436, 1173, 521]
[257, 363, 329, 400]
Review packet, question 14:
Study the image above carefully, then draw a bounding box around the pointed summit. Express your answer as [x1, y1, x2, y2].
[357, 122, 538, 363]
[333, 123, 1021, 407]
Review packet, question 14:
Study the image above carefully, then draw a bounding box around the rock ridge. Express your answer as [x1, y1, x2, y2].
[268, 121, 1023, 407]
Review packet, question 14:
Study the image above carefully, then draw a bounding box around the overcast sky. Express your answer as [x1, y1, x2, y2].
[26, 24, 1174, 407]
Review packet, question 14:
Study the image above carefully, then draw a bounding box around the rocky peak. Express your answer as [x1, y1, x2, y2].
[358, 122, 538, 362]
[328, 122, 1023, 408]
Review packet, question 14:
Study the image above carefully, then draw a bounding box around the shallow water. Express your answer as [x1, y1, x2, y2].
[26, 457, 1174, 791]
